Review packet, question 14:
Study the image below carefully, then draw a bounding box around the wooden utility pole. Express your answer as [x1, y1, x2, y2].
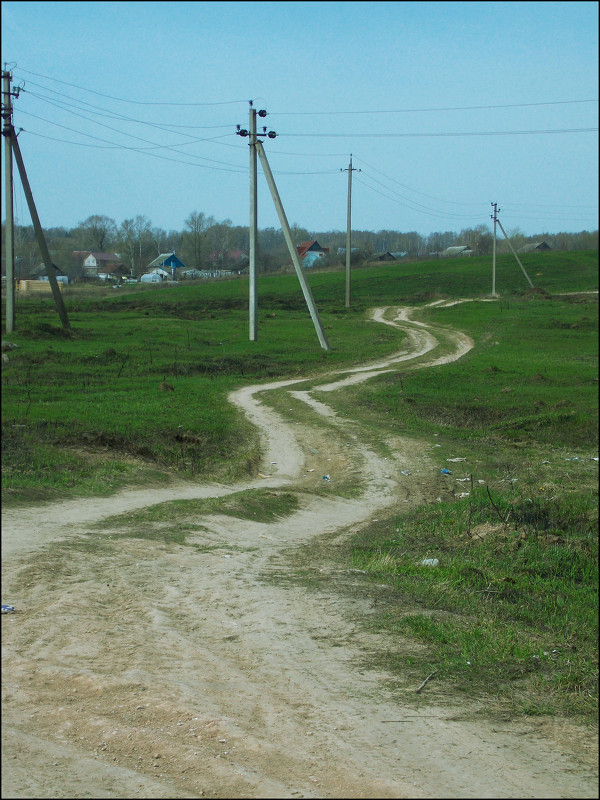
[248, 103, 258, 341]
[342, 155, 360, 308]
[255, 139, 330, 351]
[2, 68, 15, 332]
[10, 131, 71, 329]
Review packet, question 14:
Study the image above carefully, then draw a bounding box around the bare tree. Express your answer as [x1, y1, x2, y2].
[78, 215, 117, 252]
[118, 215, 153, 275]
[183, 211, 215, 269]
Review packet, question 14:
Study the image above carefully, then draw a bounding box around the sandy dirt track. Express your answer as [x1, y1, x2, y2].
[1, 306, 597, 799]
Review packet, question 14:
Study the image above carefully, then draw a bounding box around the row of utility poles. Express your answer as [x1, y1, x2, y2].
[239, 105, 535, 348]
[2, 67, 70, 332]
[2, 72, 536, 340]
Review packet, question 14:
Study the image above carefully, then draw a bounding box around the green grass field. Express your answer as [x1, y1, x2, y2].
[2, 249, 598, 722]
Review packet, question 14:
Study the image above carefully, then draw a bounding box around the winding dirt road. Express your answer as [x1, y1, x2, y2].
[2, 306, 597, 798]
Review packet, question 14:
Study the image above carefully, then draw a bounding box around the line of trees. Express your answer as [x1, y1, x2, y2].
[2, 213, 598, 280]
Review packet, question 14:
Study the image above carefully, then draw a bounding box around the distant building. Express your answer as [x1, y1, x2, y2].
[29, 262, 67, 281]
[517, 241, 551, 254]
[208, 250, 249, 269]
[145, 252, 188, 280]
[296, 240, 329, 267]
[140, 272, 163, 283]
[73, 251, 126, 278]
[372, 251, 397, 262]
[440, 245, 473, 258]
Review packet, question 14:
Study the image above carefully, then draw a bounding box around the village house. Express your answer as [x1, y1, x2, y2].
[143, 252, 188, 281]
[208, 250, 249, 271]
[517, 241, 551, 254]
[296, 240, 329, 268]
[73, 251, 127, 279]
[439, 245, 473, 258]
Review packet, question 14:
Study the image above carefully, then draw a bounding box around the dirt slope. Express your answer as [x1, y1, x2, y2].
[2, 306, 597, 799]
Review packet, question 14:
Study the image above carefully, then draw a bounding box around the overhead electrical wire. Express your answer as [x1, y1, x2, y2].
[13, 67, 250, 106]
[7, 66, 597, 230]
[15, 110, 247, 173]
[354, 174, 488, 222]
[272, 99, 598, 115]
[22, 84, 234, 133]
[280, 127, 598, 138]
[352, 156, 485, 207]
[14, 102, 248, 171]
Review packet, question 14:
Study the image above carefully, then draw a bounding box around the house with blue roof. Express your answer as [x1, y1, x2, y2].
[144, 252, 188, 280]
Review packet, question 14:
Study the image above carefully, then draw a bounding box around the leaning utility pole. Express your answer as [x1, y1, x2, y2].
[2, 68, 15, 332]
[341, 155, 360, 308]
[255, 140, 330, 350]
[495, 213, 535, 289]
[10, 131, 71, 329]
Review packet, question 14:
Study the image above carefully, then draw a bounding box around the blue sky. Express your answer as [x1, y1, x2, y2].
[2, 1, 598, 237]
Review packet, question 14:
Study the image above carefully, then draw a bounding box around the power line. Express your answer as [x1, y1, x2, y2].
[353, 156, 485, 207]
[15, 114, 247, 173]
[13, 67, 250, 106]
[272, 99, 598, 115]
[353, 175, 488, 222]
[14, 107, 247, 170]
[281, 127, 598, 138]
[356, 172, 484, 218]
[22, 85, 234, 132]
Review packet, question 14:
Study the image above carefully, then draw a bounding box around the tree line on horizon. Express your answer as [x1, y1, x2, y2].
[2, 211, 598, 280]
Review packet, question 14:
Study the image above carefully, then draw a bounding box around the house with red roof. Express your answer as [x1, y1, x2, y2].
[296, 240, 329, 268]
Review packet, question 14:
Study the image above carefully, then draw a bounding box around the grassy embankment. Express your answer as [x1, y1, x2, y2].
[2, 249, 598, 722]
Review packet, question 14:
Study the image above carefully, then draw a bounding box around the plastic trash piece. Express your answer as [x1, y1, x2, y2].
[420, 558, 439, 567]
[446, 458, 466, 462]
[440, 468, 452, 475]
[1, 605, 16, 614]
[322, 474, 331, 481]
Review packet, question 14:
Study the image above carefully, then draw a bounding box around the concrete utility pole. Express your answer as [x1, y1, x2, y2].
[255, 139, 330, 351]
[10, 131, 71, 329]
[238, 111, 330, 350]
[341, 155, 360, 308]
[2, 68, 15, 332]
[490, 202, 498, 297]
[248, 102, 258, 341]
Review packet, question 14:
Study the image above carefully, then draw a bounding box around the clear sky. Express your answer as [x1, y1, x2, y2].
[2, 1, 598, 238]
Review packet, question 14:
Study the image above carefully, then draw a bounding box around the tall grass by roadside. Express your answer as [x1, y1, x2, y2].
[349, 472, 598, 718]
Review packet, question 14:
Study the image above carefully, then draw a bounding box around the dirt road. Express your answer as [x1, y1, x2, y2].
[2, 306, 597, 798]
